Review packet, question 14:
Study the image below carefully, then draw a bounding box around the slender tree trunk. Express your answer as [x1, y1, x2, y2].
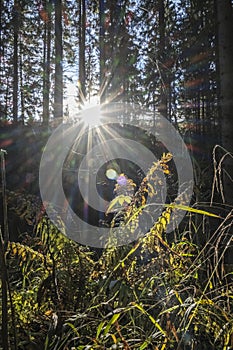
[19, 38, 25, 124]
[216, 0, 233, 205]
[99, 0, 106, 104]
[216, 0, 233, 266]
[78, 0, 86, 105]
[158, 0, 167, 118]
[54, 0, 63, 122]
[13, 1, 20, 123]
[0, 0, 4, 120]
[42, 0, 51, 126]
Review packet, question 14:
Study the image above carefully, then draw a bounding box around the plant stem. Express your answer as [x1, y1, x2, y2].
[0, 227, 9, 350]
[0, 149, 12, 350]
[0, 149, 9, 246]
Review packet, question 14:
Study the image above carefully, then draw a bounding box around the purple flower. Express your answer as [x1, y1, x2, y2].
[117, 174, 128, 186]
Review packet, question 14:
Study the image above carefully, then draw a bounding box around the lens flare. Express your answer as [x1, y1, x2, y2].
[79, 100, 102, 127]
[106, 168, 118, 180]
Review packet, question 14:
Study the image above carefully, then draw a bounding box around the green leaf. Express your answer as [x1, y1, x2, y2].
[113, 241, 141, 272]
[166, 203, 221, 218]
[66, 322, 80, 337]
[140, 341, 150, 350]
[132, 303, 167, 336]
[106, 195, 132, 214]
[103, 313, 121, 336]
[96, 320, 106, 339]
[158, 305, 180, 316]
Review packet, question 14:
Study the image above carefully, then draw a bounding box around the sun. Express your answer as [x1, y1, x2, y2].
[65, 81, 103, 127]
[79, 99, 103, 127]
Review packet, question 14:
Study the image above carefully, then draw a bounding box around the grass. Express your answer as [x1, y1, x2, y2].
[0, 151, 233, 350]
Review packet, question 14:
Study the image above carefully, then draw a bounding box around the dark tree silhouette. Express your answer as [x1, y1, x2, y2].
[54, 0, 63, 121]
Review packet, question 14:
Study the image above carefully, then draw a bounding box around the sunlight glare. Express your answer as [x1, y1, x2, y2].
[106, 168, 118, 180]
[80, 98, 103, 127]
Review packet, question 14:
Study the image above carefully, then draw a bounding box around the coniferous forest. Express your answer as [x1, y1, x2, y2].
[0, 0, 233, 349]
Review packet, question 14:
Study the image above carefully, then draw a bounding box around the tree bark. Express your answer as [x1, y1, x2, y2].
[78, 0, 86, 105]
[54, 0, 63, 122]
[13, 1, 20, 123]
[42, 0, 51, 126]
[19, 40, 25, 124]
[99, 0, 106, 104]
[216, 0, 233, 206]
[158, 0, 168, 119]
[216, 0, 233, 266]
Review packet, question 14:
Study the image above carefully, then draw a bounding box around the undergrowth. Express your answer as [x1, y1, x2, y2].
[0, 150, 233, 350]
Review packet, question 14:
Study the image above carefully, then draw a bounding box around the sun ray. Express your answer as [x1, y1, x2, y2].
[104, 86, 125, 104]
[79, 104, 102, 127]
[77, 80, 86, 105]
[64, 121, 88, 163]
[99, 74, 111, 101]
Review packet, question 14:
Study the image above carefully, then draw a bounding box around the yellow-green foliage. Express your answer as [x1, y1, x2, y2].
[2, 153, 232, 350]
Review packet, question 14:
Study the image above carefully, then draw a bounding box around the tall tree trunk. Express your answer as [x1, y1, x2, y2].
[54, 0, 63, 122]
[158, 0, 167, 118]
[216, 0, 233, 205]
[13, 1, 20, 123]
[78, 0, 86, 105]
[42, 0, 51, 126]
[99, 0, 106, 104]
[216, 0, 233, 266]
[19, 38, 25, 124]
[0, 0, 4, 120]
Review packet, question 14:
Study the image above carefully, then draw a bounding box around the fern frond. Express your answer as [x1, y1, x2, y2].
[7, 241, 50, 265]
